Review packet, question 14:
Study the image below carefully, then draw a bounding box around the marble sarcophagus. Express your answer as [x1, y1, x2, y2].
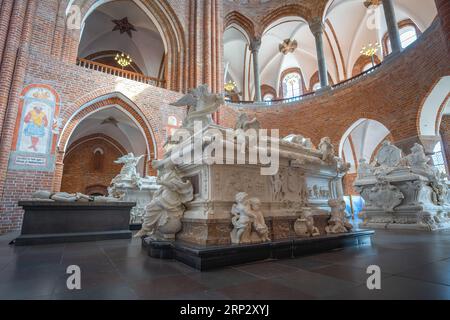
[160, 125, 349, 246]
[354, 142, 450, 231]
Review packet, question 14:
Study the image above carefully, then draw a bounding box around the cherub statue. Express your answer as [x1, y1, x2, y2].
[230, 193, 270, 244]
[135, 161, 194, 240]
[405, 143, 430, 170]
[249, 198, 271, 242]
[318, 137, 335, 164]
[170, 84, 225, 129]
[294, 208, 320, 237]
[235, 113, 261, 131]
[326, 199, 353, 234]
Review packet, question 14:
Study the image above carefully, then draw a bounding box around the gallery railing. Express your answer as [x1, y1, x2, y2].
[226, 63, 382, 107]
[76, 58, 166, 88]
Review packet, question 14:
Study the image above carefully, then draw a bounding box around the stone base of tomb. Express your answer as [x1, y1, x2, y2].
[142, 230, 374, 271]
[15, 201, 135, 246]
[362, 207, 450, 231]
[177, 214, 332, 246]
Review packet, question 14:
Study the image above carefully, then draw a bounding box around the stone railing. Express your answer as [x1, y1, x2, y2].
[226, 64, 382, 107]
[76, 58, 166, 88]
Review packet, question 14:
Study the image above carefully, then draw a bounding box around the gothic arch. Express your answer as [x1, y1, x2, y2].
[53, 92, 158, 191]
[67, 0, 187, 92]
[224, 11, 255, 40]
[260, 4, 313, 35]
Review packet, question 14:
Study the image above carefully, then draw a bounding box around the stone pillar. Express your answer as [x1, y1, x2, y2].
[309, 18, 329, 88]
[382, 0, 402, 54]
[249, 37, 262, 102]
[420, 135, 442, 156]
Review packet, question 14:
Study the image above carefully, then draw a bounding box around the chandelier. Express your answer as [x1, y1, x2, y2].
[224, 80, 237, 92]
[360, 43, 381, 57]
[363, 0, 382, 9]
[115, 52, 133, 69]
[361, 42, 381, 67]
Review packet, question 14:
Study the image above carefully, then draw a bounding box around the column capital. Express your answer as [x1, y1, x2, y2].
[249, 37, 261, 53]
[309, 17, 325, 36]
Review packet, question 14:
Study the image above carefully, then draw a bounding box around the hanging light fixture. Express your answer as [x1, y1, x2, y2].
[224, 80, 237, 92]
[115, 52, 133, 69]
[360, 42, 381, 67]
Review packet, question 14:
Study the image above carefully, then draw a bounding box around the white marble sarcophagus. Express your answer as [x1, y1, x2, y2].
[147, 123, 350, 246]
[354, 142, 450, 231]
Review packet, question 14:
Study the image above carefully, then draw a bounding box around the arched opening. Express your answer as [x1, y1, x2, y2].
[260, 16, 320, 98]
[224, 26, 251, 101]
[60, 105, 151, 195]
[383, 19, 422, 56]
[418, 76, 450, 176]
[339, 119, 392, 219]
[281, 70, 303, 99]
[322, 0, 437, 79]
[77, 0, 166, 84]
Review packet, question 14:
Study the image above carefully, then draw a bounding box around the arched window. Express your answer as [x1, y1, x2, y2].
[263, 94, 274, 102]
[312, 83, 321, 91]
[385, 25, 419, 55]
[282, 72, 302, 99]
[432, 142, 447, 176]
[362, 63, 373, 72]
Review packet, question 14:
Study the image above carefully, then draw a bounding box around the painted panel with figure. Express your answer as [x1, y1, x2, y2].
[9, 84, 61, 172]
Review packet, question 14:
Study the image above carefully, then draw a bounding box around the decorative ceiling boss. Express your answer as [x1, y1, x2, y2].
[279, 39, 298, 55]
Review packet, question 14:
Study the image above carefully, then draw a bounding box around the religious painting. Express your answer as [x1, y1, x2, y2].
[8, 84, 60, 172]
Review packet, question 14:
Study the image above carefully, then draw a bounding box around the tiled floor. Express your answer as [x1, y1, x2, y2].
[0, 229, 449, 300]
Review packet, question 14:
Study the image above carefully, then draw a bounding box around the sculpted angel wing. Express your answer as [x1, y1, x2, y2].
[170, 94, 197, 107]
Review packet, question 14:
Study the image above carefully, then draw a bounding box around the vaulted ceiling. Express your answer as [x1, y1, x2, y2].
[224, 0, 437, 100]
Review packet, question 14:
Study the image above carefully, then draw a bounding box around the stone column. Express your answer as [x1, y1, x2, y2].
[249, 37, 262, 102]
[309, 18, 329, 88]
[382, 0, 402, 54]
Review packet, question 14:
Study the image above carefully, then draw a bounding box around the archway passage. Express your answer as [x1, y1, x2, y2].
[340, 119, 392, 193]
[60, 106, 151, 195]
[78, 0, 166, 83]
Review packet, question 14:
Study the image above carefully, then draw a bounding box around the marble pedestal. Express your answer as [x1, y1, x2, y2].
[143, 230, 374, 270]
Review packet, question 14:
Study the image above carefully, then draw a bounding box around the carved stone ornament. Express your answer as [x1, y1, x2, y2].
[235, 112, 261, 131]
[230, 192, 271, 244]
[283, 134, 313, 149]
[294, 208, 320, 237]
[375, 141, 403, 167]
[325, 199, 353, 234]
[369, 179, 404, 212]
[170, 84, 225, 129]
[318, 137, 336, 164]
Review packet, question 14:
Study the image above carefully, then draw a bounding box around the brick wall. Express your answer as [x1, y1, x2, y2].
[60, 136, 125, 195]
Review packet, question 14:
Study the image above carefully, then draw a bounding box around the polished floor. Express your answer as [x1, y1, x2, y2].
[0, 229, 449, 300]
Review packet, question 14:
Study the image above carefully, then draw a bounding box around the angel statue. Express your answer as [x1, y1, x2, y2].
[170, 84, 225, 129]
[110, 153, 144, 189]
